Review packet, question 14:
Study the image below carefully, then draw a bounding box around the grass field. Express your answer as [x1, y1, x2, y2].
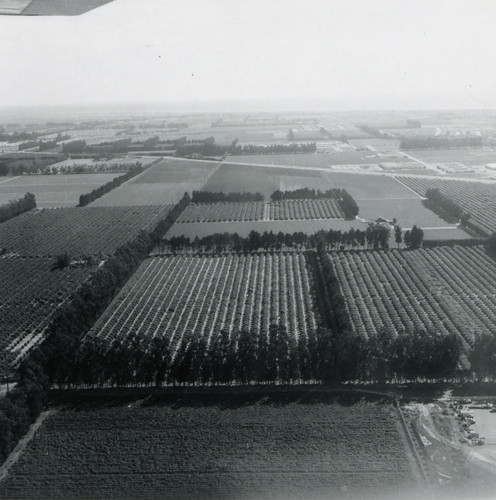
[203, 163, 324, 199]
[0, 395, 420, 499]
[331, 246, 496, 347]
[0, 205, 171, 257]
[90, 158, 220, 206]
[0, 174, 121, 208]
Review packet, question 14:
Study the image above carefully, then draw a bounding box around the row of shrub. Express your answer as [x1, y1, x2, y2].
[78, 166, 143, 206]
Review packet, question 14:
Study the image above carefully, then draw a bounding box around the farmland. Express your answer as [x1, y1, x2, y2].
[0, 255, 96, 368]
[330, 246, 496, 347]
[87, 253, 317, 355]
[0, 205, 171, 257]
[89, 158, 220, 206]
[166, 218, 368, 239]
[399, 176, 496, 235]
[176, 199, 345, 223]
[0, 396, 420, 500]
[228, 151, 412, 167]
[0, 173, 121, 208]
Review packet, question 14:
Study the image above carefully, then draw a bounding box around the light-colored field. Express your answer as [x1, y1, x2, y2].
[410, 148, 496, 167]
[90, 158, 220, 206]
[228, 151, 412, 167]
[0, 397, 420, 499]
[0, 174, 121, 208]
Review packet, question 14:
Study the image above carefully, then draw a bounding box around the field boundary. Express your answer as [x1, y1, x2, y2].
[0, 410, 56, 483]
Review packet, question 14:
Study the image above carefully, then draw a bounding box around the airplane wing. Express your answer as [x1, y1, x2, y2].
[0, 0, 116, 16]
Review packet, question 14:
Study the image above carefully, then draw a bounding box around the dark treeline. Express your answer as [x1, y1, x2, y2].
[404, 225, 424, 249]
[340, 191, 359, 218]
[0, 194, 190, 464]
[176, 137, 228, 157]
[78, 167, 143, 206]
[271, 188, 344, 201]
[400, 135, 482, 150]
[357, 125, 394, 139]
[230, 142, 316, 155]
[191, 190, 264, 203]
[160, 224, 393, 254]
[0, 192, 36, 224]
[425, 188, 470, 224]
[0, 131, 39, 143]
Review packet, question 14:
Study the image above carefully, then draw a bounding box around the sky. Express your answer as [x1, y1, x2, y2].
[1, 0, 496, 112]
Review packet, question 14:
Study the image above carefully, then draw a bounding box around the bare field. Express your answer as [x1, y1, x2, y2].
[228, 151, 411, 167]
[90, 159, 220, 206]
[0, 397, 420, 500]
[0, 174, 121, 208]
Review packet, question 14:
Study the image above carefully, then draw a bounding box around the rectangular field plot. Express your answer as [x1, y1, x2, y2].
[0, 174, 121, 208]
[399, 177, 496, 235]
[228, 151, 411, 167]
[331, 246, 496, 347]
[90, 158, 220, 206]
[203, 163, 324, 199]
[408, 148, 496, 166]
[166, 218, 368, 239]
[0, 205, 171, 257]
[0, 398, 419, 499]
[176, 199, 345, 223]
[0, 256, 96, 369]
[88, 253, 318, 354]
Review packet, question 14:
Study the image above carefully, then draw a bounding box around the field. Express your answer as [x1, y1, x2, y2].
[166, 218, 368, 239]
[408, 148, 496, 167]
[87, 253, 317, 355]
[0, 173, 121, 208]
[228, 151, 412, 167]
[399, 176, 496, 235]
[0, 205, 171, 257]
[0, 255, 96, 368]
[0, 396, 420, 499]
[330, 246, 496, 348]
[203, 163, 325, 198]
[89, 158, 220, 206]
[176, 199, 345, 223]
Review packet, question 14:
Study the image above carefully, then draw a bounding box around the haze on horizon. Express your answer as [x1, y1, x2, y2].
[1, 0, 495, 112]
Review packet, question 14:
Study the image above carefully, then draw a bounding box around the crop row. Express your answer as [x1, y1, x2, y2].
[0, 402, 416, 499]
[177, 202, 265, 222]
[0, 255, 96, 369]
[87, 253, 317, 355]
[399, 176, 496, 234]
[0, 205, 172, 257]
[176, 199, 345, 223]
[330, 246, 496, 348]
